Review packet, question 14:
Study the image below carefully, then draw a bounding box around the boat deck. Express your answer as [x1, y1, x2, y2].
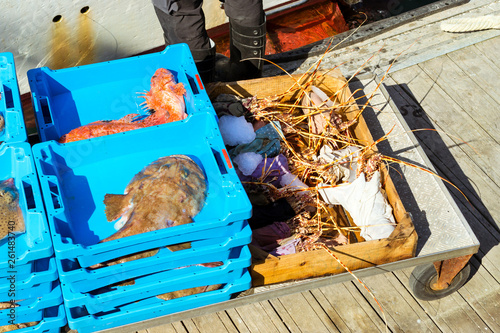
[135, 1, 500, 332]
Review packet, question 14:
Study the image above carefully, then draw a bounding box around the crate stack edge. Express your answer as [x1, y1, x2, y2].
[0, 52, 28, 145]
[0, 141, 66, 331]
[28, 44, 253, 333]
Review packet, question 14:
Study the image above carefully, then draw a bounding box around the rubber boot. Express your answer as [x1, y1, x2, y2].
[215, 18, 266, 82]
[191, 40, 216, 83]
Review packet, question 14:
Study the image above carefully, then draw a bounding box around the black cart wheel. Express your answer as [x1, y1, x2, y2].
[409, 262, 471, 301]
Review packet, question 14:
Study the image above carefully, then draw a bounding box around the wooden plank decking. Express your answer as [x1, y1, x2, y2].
[136, 1, 500, 332]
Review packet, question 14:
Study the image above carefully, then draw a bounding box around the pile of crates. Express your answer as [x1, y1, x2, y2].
[0, 53, 27, 145]
[26, 44, 253, 332]
[0, 53, 66, 332]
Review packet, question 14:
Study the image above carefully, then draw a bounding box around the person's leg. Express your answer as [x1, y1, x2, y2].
[215, 0, 266, 81]
[223, 0, 264, 27]
[153, 0, 215, 82]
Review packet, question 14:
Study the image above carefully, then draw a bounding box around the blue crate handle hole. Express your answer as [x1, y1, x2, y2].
[22, 179, 36, 210]
[1, 85, 14, 109]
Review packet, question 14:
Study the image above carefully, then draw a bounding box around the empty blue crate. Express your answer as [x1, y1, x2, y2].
[0, 304, 66, 333]
[62, 243, 251, 315]
[31, 304, 67, 333]
[27, 43, 216, 142]
[0, 52, 27, 143]
[65, 250, 252, 333]
[0, 281, 62, 326]
[32, 113, 252, 267]
[0, 142, 53, 266]
[0, 259, 33, 278]
[0, 257, 58, 302]
[58, 220, 251, 294]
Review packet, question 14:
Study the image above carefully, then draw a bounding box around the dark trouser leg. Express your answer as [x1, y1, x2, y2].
[223, 0, 264, 27]
[153, 0, 215, 82]
[215, 0, 266, 81]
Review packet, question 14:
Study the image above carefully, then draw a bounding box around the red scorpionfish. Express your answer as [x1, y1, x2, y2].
[59, 68, 187, 143]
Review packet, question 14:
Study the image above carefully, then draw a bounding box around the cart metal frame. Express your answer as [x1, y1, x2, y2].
[99, 74, 480, 333]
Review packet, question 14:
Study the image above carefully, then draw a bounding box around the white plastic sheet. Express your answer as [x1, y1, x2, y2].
[317, 145, 360, 183]
[318, 171, 396, 240]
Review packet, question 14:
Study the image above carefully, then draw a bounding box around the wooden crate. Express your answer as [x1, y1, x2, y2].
[207, 70, 418, 287]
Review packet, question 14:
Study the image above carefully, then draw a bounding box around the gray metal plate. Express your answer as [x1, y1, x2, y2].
[350, 75, 479, 256]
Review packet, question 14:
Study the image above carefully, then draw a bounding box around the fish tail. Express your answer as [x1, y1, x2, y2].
[103, 193, 128, 222]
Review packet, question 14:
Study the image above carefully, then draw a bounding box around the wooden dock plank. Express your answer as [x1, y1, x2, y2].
[308, 287, 351, 332]
[394, 269, 458, 333]
[396, 268, 490, 333]
[392, 254, 500, 332]
[425, 290, 491, 333]
[139, 321, 189, 333]
[344, 282, 392, 332]
[473, 36, 500, 69]
[361, 272, 442, 333]
[313, 282, 382, 332]
[257, 301, 296, 333]
[178, 320, 201, 333]
[267, 296, 303, 332]
[418, 54, 500, 144]
[382, 74, 500, 230]
[270, 292, 337, 332]
[457, 256, 500, 332]
[388, 66, 500, 220]
[216, 311, 241, 333]
[187, 312, 238, 333]
[301, 291, 341, 332]
[222, 308, 250, 333]
[170, 322, 189, 333]
[380, 271, 447, 332]
[141, 322, 184, 333]
[224, 301, 290, 333]
[390, 66, 500, 185]
[448, 42, 500, 106]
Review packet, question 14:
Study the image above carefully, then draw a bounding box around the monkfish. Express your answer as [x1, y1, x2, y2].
[156, 283, 223, 301]
[0, 113, 5, 133]
[100, 155, 207, 243]
[0, 178, 25, 241]
[59, 68, 187, 143]
[0, 322, 38, 333]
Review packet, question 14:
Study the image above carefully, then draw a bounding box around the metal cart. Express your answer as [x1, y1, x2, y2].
[100, 74, 480, 332]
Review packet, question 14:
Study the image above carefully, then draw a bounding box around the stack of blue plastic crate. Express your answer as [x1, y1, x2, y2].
[27, 44, 253, 332]
[0, 53, 27, 145]
[0, 53, 66, 332]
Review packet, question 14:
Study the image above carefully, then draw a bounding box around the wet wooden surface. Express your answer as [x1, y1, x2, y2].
[135, 1, 500, 332]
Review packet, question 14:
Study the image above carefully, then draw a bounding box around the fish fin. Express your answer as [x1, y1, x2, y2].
[104, 194, 128, 222]
[172, 83, 186, 96]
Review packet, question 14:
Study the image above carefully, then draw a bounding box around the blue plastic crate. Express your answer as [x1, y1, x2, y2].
[62, 244, 251, 314]
[0, 305, 67, 333]
[0, 142, 53, 266]
[0, 257, 58, 302]
[0, 53, 27, 144]
[32, 113, 252, 266]
[0, 281, 62, 325]
[0, 259, 33, 278]
[59, 220, 251, 294]
[66, 261, 251, 332]
[27, 43, 216, 142]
